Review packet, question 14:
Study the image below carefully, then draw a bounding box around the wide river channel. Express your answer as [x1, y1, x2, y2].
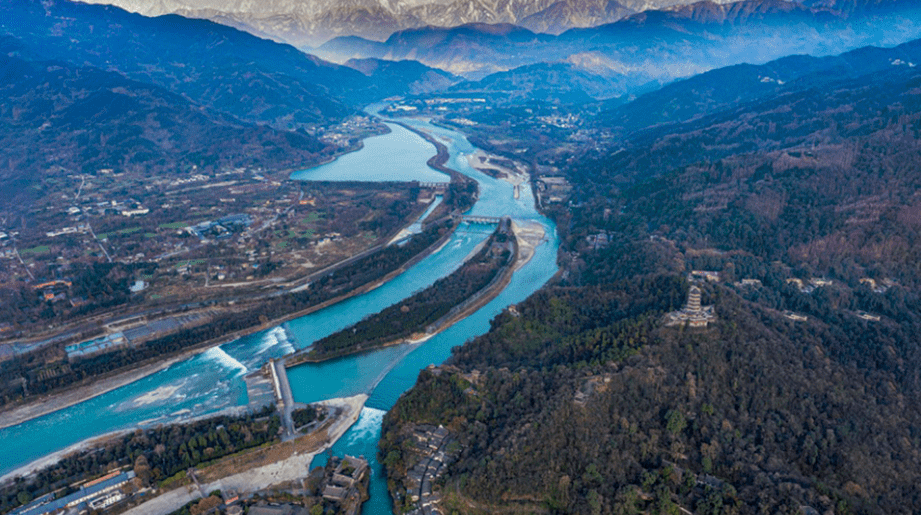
[0, 111, 559, 514]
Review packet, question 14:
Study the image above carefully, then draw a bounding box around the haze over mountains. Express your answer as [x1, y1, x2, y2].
[77, 0, 741, 47]
[3, 0, 378, 128]
[318, 0, 921, 92]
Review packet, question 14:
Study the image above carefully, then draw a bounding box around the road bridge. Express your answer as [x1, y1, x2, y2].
[417, 181, 449, 191]
[457, 215, 503, 224]
[270, 359, 296, 440]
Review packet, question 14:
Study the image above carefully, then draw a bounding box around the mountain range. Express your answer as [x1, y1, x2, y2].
[3, 0, 380, 129]
[0, 39, 331, 206]
[598, 38, 921, 135]
[322, 0, 921, 97]
[76, 0, 742, 48]
[1, 0, 425, 210]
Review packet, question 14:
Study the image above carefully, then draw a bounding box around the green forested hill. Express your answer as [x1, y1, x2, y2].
[0, 46, 330, 207]
[2, 0, 371, 128]
[380, 40, 921, 515]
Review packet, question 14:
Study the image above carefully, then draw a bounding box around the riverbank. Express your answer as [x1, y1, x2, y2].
[466, 149, 529, 188]
[0, 107, 562, 513]
[511, 219, 546, 271]
[119, 395, 366, 515]
[388, 121, 473, 189]
[0, 352, 193, 431]
[0, 428, 132, 485]
[0, 399, 253, 486]
[0, 219, 457, 433]
[287, 218, 523, 366]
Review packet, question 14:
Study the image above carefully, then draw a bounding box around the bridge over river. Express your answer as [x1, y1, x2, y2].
[456, 214, 503, 224]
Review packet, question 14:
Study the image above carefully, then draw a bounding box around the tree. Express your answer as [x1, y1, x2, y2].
[134, 455, 152, 485]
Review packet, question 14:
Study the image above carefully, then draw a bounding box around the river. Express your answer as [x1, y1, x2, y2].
[0, 111, 559, 514]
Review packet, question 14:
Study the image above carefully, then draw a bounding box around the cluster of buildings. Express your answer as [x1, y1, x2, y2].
[585, 232, 612, 250]
[537, 113, 580, 129]
[786, 277, 832, 294]
[33, 280, 73, 304]
[65, 332, 133, 360]
[403, 425, 457, 515]
[319, 455, 369, 514]
[45, 225, 89, 238]
[859, 277, 894, 294]
[10, 471, 135, 515]
[689, 270, 720, 283]
[187, 214, 253, 240]
[535, 176, 571, 204]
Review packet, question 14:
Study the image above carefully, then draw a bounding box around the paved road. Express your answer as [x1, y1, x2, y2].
[273, 360, 296, 440]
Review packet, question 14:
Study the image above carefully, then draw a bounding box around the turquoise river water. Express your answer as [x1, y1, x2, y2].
[0, 113, 559, 514]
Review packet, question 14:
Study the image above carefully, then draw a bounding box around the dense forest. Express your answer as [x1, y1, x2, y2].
[380, 40, 921, 514]
[0, 407, 278, 513]
[307, 225, 513, 360]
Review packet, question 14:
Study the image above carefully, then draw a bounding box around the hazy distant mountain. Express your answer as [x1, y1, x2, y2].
[317, 0, 921, 97]
[75, 0, 743, 47]
[451, 62, 618, 103]
[345, 58, 462, 94]
[4, 0, 376, 129]
[598, 37, 921, 133]
[320, 23, 557, 78]
[519, 0, 633, 34]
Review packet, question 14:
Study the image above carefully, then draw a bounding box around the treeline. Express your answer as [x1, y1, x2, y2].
[0, 220, 456, 408]
[309, 228, 512, 360]
[451, 275, 685, 370]
[292, 405, 325, 429]
[0, 261, 158, 329]
[0, 406, 278, 513]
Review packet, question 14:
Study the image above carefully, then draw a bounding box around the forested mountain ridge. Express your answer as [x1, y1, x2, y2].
[344, 58, 463, 95]
[3, 0, 376, 129]
[575, 44, 921, 291]
[380, 39, 921, 514]
[0, 43, 330, 207]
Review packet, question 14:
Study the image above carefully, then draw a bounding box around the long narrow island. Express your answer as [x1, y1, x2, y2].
[289, 218, 517, 364]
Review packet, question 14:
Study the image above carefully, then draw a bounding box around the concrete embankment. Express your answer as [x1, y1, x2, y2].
[119, 394, 367, 515]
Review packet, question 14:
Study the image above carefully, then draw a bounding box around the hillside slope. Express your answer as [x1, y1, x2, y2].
[380, 40, 921, 515]
[3, 0, 376, 128]
[0, 39, 331, 208]
[317, 0, 921, 90]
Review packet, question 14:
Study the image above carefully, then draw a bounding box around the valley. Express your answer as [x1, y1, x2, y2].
[4, 0, 921, 514]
